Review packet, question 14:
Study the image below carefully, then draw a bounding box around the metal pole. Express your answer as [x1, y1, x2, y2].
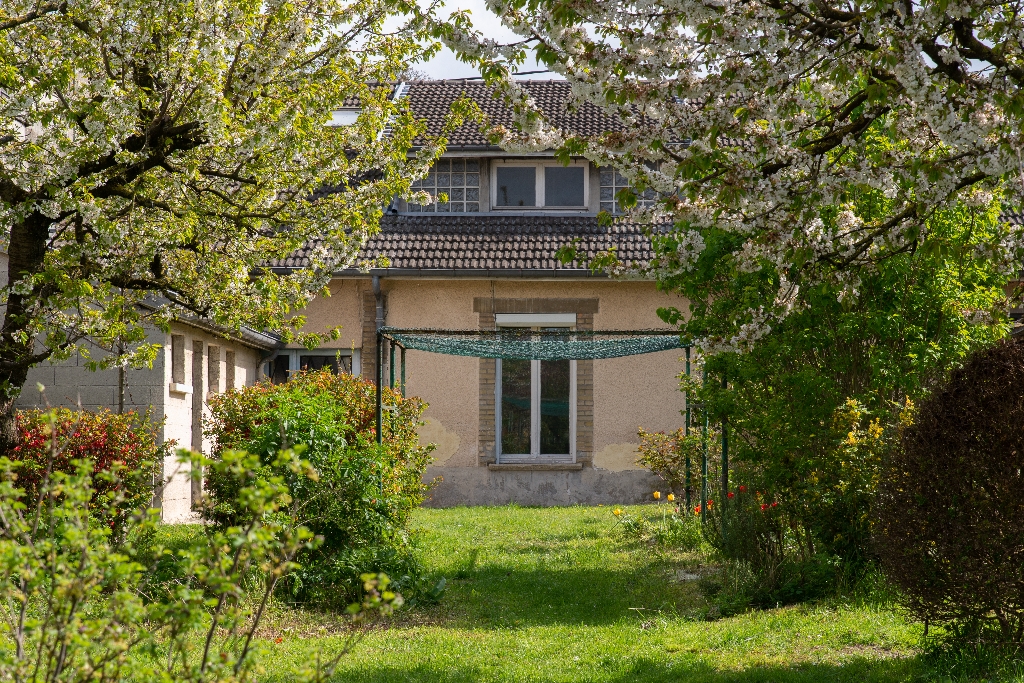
[721, 372, 728, 546]
[685, 346, 691, 509]
[701, 366, 708, 527]
[376, 330, 383, 445]
[390, 342, 396, 389]
[401, 346, 406, 397]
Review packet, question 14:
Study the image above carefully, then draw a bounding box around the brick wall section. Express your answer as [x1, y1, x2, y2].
[476, 297, 598, 467]
[477, 309, 497, 465]
[575, 312, 595, 467]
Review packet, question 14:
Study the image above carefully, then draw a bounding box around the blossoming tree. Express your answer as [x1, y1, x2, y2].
[0, 0, 456, 454]
[434, 0, 1024, 350]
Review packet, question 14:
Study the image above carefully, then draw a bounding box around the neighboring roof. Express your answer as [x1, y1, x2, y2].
[403, 80, 623, 148]
[271, 215, 658, 277]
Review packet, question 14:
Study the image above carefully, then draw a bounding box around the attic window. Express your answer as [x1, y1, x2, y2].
[492, 161, 589, 209]
[408, 159, 480, 212]
[328, 109, 360, 127]
[599, 166, 659, 214]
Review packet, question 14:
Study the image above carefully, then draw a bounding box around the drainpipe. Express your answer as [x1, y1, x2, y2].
[373, 275, 384, 445]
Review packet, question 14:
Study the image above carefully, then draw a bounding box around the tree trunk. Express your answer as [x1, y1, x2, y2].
[0, 209, 54, 457]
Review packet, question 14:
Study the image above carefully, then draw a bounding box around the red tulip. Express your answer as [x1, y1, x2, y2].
[727, 492, 734, 499]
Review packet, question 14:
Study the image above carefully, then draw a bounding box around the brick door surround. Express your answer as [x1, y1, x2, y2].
[474, 297, 597, 467]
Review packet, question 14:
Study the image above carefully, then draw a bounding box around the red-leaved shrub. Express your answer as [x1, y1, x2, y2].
[10, 408, 164, 537]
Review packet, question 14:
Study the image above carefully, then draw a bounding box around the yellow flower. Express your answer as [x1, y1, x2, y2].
[653, 491, 662, 500]
[667, 493, 675, 502]
[613, 508, 622, 516]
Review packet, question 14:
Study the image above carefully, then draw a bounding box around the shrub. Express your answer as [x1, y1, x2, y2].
[0, 438, 400, 683]
[203, 369, 435, 606]
[637, 426, 719, 498]
[10, 408, 163, 539]
[875, 337, 1024, 646]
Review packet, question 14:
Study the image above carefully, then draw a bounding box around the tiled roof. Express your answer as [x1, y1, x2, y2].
[403, 80, 623, 147]
[271, 215, 656, 274]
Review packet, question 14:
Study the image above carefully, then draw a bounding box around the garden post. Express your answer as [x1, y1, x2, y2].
[376, 330, 383, 446]
[721, 372, 728, 546]
[401, 346, 406, 397]
[390, 343, 396, 389]
[685, 346, 691, 509]
[701, 367, 708, 526]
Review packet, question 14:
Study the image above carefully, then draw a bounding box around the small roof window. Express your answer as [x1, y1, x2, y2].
[328, 109, 361, 127]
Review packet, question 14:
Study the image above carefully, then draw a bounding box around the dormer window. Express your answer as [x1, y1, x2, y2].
[599, 165, 660, 214]
[491, 161, 589, 210]
[327, 108, 360, 126]
[408, 159, 481, 212]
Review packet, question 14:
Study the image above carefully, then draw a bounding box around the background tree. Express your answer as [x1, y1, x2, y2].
[677, 195, 1009, 570]
[0, 0, 461, 455]
[434, 0, 1024, 350]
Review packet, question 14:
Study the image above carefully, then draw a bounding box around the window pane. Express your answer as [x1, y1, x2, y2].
[540, 359, 571, 454]
[496, 167, 536, 207]
[545, 166, 585, 206]
[501, 359, 532, 454]
[300, 355, 351, 374]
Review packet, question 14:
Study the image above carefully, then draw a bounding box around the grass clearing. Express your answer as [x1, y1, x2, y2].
[242, 504, 1019, 682]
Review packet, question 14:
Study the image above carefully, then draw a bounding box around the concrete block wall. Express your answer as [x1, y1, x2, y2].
[16, 322, 266, 524]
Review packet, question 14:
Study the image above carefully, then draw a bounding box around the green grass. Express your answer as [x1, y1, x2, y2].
[244, 504, 1024, 683]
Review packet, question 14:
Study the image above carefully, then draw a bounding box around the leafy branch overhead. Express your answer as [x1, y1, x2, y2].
[434, 0, 1024, 350]
[0, 0, 471, 429]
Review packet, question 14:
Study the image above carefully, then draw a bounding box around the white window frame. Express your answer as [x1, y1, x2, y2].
[495, 314, 577, 464]
[490, 160, 589, 210]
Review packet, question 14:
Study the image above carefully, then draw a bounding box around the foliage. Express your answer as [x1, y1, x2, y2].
[0, 408, 400, 682]
[0, 0, 474, 455]
[203, 369, 436, 606]
[670, 200, 1009, 572]
[434, 0, 1024, 348]
[636, 426, 718, 497]
[875, 336, 1024, 647]
[8, 407, 163, 541]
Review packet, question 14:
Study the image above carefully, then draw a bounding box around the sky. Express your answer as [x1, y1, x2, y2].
[409, 0, 560, 79]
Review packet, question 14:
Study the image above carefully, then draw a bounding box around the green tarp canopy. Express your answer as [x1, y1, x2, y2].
[380, 327, 685, 361]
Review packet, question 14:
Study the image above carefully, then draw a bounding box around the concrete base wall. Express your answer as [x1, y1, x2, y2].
[422, 466, 663, 507]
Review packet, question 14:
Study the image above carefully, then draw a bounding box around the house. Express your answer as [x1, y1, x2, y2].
[273, 80, 687, 506]
[10, 79, 689, 514]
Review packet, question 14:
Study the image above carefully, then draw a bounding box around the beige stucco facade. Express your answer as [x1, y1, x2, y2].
[303, 275, 688, 505]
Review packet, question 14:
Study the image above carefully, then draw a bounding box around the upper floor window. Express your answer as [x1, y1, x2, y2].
[492, 161, 589, 209]
[599, 166, 659, 215]
[408, 159, 480, 212]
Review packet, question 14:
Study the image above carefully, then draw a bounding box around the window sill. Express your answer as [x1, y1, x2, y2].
[168, 382, 191, 395]
[488, 463, 583, 472]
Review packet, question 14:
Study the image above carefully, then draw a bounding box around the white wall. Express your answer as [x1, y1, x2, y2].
[15, 320, 265, 523]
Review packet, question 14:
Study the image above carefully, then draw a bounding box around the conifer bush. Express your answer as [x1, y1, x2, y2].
[203, 369, 435, 606]
[875, 337, 1024, 645]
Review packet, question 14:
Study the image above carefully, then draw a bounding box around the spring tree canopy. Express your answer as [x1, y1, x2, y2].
[0, 0, 462, 454]
[435, 0, 1024, 351]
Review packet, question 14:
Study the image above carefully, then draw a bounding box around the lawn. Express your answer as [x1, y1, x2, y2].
[246, 504, 997, 683]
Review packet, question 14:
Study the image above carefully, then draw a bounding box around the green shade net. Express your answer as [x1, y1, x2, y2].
[381, 327, 685, 360]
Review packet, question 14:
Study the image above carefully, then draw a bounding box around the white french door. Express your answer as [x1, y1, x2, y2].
[495, 323, 577, 464]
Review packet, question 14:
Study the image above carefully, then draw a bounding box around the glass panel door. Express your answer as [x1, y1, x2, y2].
[540, 359, 571, 454]
[501, 358, 532, 455]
